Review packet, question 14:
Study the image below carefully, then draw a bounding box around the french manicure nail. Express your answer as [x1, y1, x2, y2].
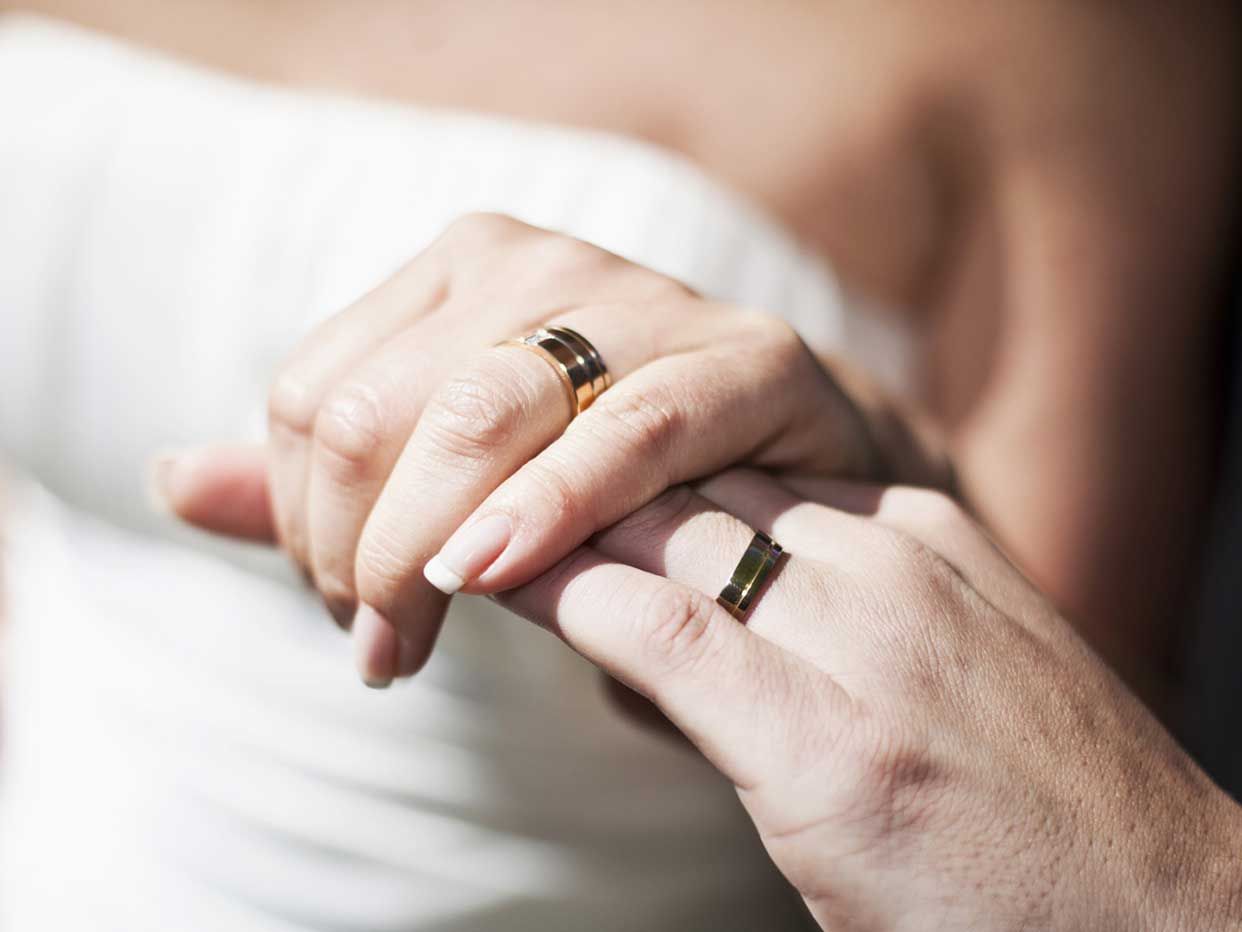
[353, 603, 397, 689]
[424, 513, 512, 594]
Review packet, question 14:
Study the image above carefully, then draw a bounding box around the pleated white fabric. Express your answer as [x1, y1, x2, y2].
[0, 14, 880, 931]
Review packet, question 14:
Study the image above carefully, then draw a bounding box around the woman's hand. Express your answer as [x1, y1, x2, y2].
[161, 213, 949, 685]
[498, 468, 1242, 930]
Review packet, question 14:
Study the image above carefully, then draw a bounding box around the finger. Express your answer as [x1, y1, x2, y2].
[303, 313, 467, 624]
[353, 300, 722, 670]
[303, 293, 603, 623]
[302, 220, 700, 628]
[587, 485, 871, 672]
[419, 328, 825, 597]
[149, 444, 276, 542]
[495, 547, 846, 791]
[702, 470, 1049, 622]
[265, 244, 453, 575]
[346, 343, 573, 673]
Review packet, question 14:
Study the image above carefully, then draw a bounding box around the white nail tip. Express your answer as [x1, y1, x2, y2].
[423, 556, 465, 594]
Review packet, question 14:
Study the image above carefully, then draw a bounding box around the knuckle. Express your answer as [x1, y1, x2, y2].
[876, 532, 963, 616]
[313, 380, 386, 473]
[641, 271, 696, 302]
[637, 584, 725, 679]
[736, 308, 806, 357]
[527, 232, 601, 274]
[900, 488, 971, 537]
[440, 211, 525, 251]
[836, 534, 898, 595]
[421, 369, 522, 462]
[268, 364, 320, 436]
[517, 458, 586, 530]
[747, 314, 823, 396]
[878, 527, 948, 582]
[353, 527, 414, 609]
[860, 534, 972, 682]
[587, 388, 684, 466]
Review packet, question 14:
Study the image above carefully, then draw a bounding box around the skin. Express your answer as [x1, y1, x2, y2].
[1, 4, 1237, 923]
[9, 0, 1239, 701]
[495, 469, 1242, 931]
[155, 214, 953, 684]
[163, 456, 1242, 928]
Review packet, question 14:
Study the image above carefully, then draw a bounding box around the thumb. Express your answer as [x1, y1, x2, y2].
[149, 443, 276, 543]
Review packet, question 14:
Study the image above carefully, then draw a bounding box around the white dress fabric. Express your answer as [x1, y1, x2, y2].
[0, 15, 893, 931]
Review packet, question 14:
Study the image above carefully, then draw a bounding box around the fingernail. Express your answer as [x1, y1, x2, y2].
[424, 513, 511, 594]
[146, 447, 205, 515]
[353, 603, 397, 689]
[323, 594, 355, 631]
[396, 633, 426, 678]
[146, 452, 179, 513]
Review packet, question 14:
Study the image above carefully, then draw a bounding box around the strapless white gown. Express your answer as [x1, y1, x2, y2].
[0, 15, 902, 931]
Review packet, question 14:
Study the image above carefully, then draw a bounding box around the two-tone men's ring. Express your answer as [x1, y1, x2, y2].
[717, 530, 784, 621]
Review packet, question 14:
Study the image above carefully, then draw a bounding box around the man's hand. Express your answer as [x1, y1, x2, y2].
[496, 468, 1242, 930]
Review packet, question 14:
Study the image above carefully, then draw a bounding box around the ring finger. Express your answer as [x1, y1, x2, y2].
[583, 484, 877, 673]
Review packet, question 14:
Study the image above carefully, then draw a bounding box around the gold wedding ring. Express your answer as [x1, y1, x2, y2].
[502, 326, 612, 420]
[717, 531, 784, 621]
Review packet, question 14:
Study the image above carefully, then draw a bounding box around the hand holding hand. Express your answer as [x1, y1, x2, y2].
[159, 214, 949, 685]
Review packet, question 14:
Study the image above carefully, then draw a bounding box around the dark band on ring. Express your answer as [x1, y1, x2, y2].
[717, 531, 784, 621]
[501, 326, 611, 419]
[548, 325, 612, 398]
